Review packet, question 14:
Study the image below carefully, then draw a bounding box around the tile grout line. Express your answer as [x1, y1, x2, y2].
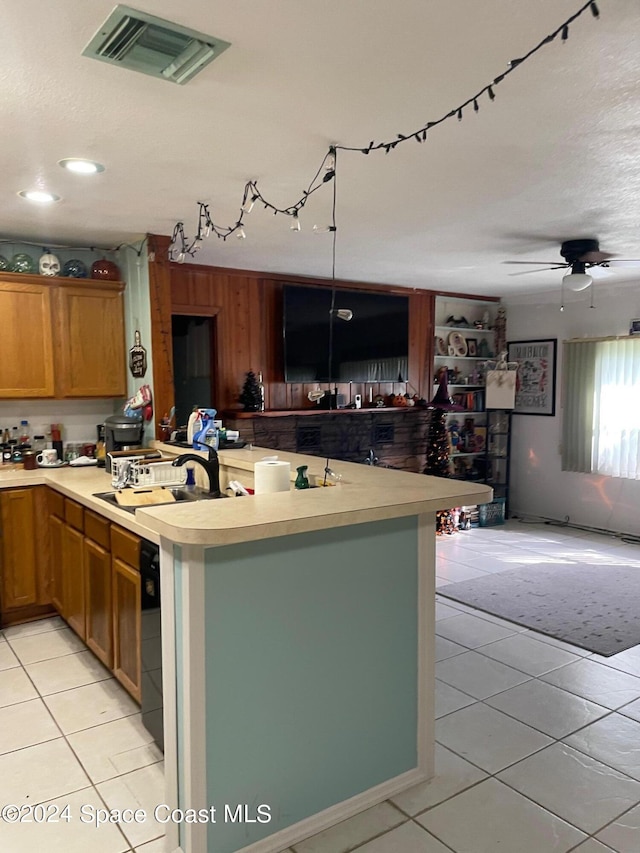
[1, 629, 164, 852]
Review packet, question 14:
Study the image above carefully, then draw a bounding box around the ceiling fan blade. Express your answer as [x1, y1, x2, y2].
[580, 251, 615, 263]
[502, 261, 564, 265]
[508, 266, 567, 276]
[604, 259, 640, 268]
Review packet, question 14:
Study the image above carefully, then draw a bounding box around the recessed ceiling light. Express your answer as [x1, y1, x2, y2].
[18, 190, 61, 203]
[58, 158, 105, 174]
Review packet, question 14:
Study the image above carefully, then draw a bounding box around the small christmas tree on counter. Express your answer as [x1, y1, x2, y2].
[239, 370, 264, 412]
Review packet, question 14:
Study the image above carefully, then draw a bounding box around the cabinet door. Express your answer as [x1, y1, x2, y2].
[49, 514, 65, 615]
[0, 489, 38, 610]
[62, 524, 85, 639]
[85, 538, 113, 668]
[112, 557, 141, 702]
[55, 282, 126, 397]
[0, 281, 55, 397]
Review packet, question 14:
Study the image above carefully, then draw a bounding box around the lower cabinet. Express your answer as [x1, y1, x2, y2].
[84, 510, 113, 669]
[84, 538, 113, 669]
[49, 514, 65, 615]
[112, 556, 142, 702]
[0, 486, 52, 625]
[111, 526, 142, 703]
[62, 523, 85, 640]
[42, 488, 143, 702]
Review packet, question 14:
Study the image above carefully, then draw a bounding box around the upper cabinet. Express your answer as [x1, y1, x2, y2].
[54, 281, 126, 398]
[0, 273, 126, 399]
[0, 279, 55, 397]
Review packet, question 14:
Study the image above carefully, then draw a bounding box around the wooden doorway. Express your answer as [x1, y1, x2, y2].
[171, 313, 218, 429]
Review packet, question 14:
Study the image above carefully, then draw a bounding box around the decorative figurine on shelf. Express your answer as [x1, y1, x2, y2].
[494, 305, 507, 355]
[445, 315, 470, 328]
[39, 251, 61, 276]
[10, 252, 37, 273]
[477, 338, 491, 359]
[91, 257, 121, 281]
[239, 370, 263, 412]
[0, 256, 9, 271]
[62, 258, 88, 278]
[295, 465, 310, 489]
[448, 420, 461, 452]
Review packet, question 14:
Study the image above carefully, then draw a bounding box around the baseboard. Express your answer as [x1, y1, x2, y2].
[232, 767, 428, 853]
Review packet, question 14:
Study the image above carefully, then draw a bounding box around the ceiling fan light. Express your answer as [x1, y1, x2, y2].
[563, 271, 593, 292]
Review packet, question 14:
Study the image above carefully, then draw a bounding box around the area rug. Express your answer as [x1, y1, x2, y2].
[438, 561, 640, 656]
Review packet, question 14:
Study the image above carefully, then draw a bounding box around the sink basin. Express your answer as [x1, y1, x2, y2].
[92, 487, 227, 514]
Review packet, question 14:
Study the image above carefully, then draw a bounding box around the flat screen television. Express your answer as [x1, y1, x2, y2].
[283, 284, 409, 383]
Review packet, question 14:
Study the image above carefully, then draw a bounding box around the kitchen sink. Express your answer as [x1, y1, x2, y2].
[93, 487, 227, 514]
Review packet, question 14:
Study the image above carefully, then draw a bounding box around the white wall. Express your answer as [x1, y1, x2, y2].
[505, 278, 640, 536]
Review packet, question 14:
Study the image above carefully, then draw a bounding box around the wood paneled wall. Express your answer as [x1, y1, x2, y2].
[148, 233, 443, 433]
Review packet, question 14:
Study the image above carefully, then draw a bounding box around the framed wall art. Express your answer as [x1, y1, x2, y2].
[506, 338, 557, 416]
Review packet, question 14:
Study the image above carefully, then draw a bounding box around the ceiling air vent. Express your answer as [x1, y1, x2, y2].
[82, 5, 230, 85]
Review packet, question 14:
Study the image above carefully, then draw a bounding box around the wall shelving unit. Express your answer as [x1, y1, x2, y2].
[433, 295, 510, 525]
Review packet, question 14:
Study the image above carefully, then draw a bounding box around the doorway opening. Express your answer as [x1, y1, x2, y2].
[171, 314, 217, 430]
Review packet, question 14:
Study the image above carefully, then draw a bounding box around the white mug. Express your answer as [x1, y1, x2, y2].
[37, 449, 58, 465]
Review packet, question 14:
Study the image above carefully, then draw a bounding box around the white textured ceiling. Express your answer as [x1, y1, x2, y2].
[2, 0, 639, 297]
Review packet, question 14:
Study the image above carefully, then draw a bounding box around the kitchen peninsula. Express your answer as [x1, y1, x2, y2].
[139, 443, 491, 853]
[0, 446, 491, 853]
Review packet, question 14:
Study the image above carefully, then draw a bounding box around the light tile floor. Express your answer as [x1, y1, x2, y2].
[1, 521, 640, 852]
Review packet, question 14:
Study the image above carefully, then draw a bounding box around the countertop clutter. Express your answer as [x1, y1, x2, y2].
[0, 443, 493, 547]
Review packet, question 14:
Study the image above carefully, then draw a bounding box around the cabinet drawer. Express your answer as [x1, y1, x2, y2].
[48, 488, 65, 519]
[111, 524, 140, 570]
[64, 498, 84, 532]
[84, 510, 111, 550]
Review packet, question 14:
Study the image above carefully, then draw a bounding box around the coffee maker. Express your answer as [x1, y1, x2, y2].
[104, 414, 144, 472]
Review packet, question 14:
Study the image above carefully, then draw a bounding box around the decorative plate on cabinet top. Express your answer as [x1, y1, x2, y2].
[435, 336, 448, 356]
[448, 331, 468, 356]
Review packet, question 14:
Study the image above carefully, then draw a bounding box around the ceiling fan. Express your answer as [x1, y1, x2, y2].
[504, 239, 640, 291]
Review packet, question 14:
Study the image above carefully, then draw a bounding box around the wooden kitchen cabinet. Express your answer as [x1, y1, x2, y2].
[54, 281, 126, 398]
[47, 488, 65, 614]
[49, 514, 65, 615]
[84, 510, 113, 668]
[0, 280, 55, 397]
[0, 487, 53, 625]
[0, 273, 126, 400]
[62, 500, 85, 640]
[84, 538, 113, 668]
[112, 526, 142, 702]
[0, 489, 38, 609]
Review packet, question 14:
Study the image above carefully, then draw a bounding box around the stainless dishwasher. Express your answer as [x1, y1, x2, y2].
[140, 539, 163, 751]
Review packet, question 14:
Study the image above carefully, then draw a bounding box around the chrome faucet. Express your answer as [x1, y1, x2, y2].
[171, 445, 221, 496]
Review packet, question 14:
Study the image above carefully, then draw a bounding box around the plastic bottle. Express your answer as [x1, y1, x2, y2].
[295, 465, 310, 489]
[32, 435, 46, 454]
[187, 407, 199, 446]
[19, 420, 30, 445]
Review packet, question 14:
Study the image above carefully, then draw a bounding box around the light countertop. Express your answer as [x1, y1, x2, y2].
[0, 446, 492, 548]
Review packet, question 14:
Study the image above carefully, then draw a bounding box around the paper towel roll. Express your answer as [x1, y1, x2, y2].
[254, 460, 291, 494]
